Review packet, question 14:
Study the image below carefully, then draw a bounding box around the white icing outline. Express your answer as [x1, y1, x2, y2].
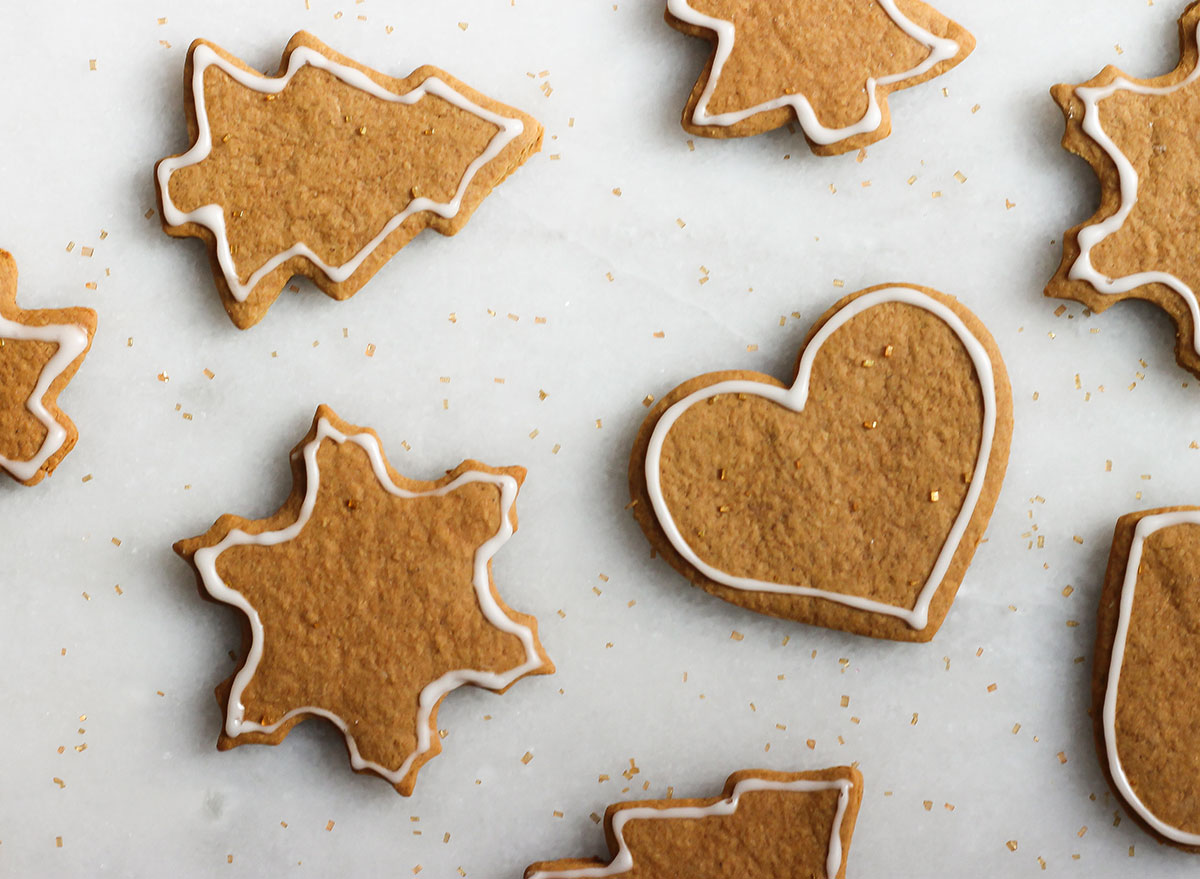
[527, 775, 855, 879]
[191, 416, 544, 787]
[1103, 510, 1200, 845]
[0, 313, 90, 483]
[156, 42, 526, 303]
[1068, 21, 1200, 355]
[666, 0, 961, 144]
[644, 287, 997, 631]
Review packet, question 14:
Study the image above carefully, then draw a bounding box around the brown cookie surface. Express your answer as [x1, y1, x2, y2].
[629, 284, 1012, 642]
[156, 31, 543, 329]
[1093, 507, 1200, 852]
[0, 249, 97, 487]
[174, 405, 553, 795]
[525, 767, 863, 879]
[664, 0, 974, 155]
[1046, 2, 1200, 378]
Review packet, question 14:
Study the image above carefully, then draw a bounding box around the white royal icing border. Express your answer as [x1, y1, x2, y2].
[156, 42, 526, 303]
[0, 314, 89, 483]
[666, 0, 960, 144]
[644, 287, 997, 631]
[192, 416, 544, 787]
[527, 775, 855, 879]
[1068, 22, 1200, 355]
[1103, 510, 1200, 845]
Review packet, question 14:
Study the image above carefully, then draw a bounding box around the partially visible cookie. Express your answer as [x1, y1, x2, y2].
[664, 0, 975, 155]
[1047, 2, 1200, 378]
[155, 31, 543, 329]
[1093, 507, 1200, 852]
[173, 405, 554, 795]
[525, 767, 863, 879]
[0, 249, 97, 487]
[629, 284, 1012, 642]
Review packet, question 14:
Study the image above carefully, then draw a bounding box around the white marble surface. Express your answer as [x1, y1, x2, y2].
[2, 0, 1199, 875]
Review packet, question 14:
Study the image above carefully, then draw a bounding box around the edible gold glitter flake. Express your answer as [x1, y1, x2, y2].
[987, 683, 997, 693]
[521, 751, 534, 765]
[730, 630, 743, 641]
[930, 490, 940, 502]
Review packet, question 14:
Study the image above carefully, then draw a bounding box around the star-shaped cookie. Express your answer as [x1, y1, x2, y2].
[174, 405, 554, 795]
[155, 31, 543, 329]
[1047, 3, 1200, 378]
[665, 0, 974, 155]
[0, 249, 97, 487]
[525, 767, 864, 879]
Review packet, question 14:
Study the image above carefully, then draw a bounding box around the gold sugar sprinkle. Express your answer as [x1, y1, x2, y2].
[1006, 840, 1018, 852]
[521, 751, 534, 765]
[730, 630, 744, 641]
[987, 683, 998, 693]
[930, 490, 940, 502]
[326, 820, 335, 832]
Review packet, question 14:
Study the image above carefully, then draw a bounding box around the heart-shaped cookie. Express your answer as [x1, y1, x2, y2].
[629, 284, 1012, 642]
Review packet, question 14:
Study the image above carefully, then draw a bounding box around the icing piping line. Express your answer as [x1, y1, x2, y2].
[0, 315, 90, 483]
[643, 287, 997, 631]
[665, 0, 960, 144]
[192, 416, 544, 786]
[1068, 21, 1200, 355]
[1103, 510, 1200, 845]
[157, 43, 526, 303]
[526, 776, 855, 879]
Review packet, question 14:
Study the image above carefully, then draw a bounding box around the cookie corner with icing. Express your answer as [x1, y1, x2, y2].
[1093, 505, 1200, 852]
[525, 766, 864, 879]
[663, 0, 974, 155]
[1046, 2, 1200, 378]
[0, 248, 97, 487]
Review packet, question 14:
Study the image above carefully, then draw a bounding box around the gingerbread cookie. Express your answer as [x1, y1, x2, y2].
[629, 284, 1012, 642]
[525, 767, 863, 879]
[155, 31, 543, 329]
[0, 249, 97, 487]
[1047, 3, 1200, 379]
[1093, 507, 1200, 851]
[174, 405, 553, 795]
[664, 0, 974, 155]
